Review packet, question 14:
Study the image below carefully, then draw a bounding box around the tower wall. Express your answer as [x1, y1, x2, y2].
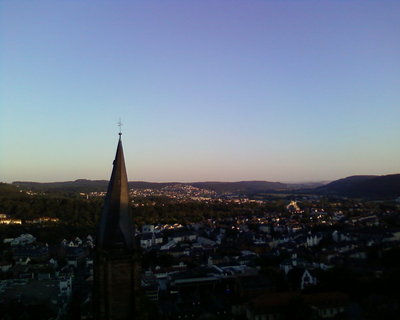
[94, 253, 140, 320]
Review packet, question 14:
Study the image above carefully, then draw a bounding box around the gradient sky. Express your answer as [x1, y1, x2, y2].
[1, 0, 399, 183]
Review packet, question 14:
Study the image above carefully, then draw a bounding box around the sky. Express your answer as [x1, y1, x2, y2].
[1, 0, 399, 183]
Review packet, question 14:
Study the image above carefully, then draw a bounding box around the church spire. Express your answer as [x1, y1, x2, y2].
[94, 133, 140, 320]
[97, 135, 135, 251]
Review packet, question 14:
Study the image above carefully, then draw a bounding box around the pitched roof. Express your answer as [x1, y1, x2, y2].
[97, 137, 135, 252]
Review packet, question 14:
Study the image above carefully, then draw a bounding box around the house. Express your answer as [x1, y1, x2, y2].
[138, 228, 164, 249]
[259, 224, 271, 234]
[280, 259, 293, 275]
[0, 261, 12, 272]
[59, 275, 73, 297]
[141, 276, 159, 302]
[9, 234, 36, 246]
[141, 224, 155, 233]
[168, 246, 190, 258]
[197, 236, 216, 247]
[160, 240, 176, 251]
[168, 266, 225, 287]
[139, 233, 154, 249]
[279, 254, 312, 275]
[167, 230, 197, 243]
[306, 233, 323, 247]
[67, 237, 83, 247]
[12, 245, 49, 262]
[301, 269, 318, 290]
[332, 230, 352, 242]
[151, 262, 187, 279]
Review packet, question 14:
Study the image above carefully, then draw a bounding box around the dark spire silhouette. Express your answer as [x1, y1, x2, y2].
[94, 134, 139, 320]
[97, 135, 135, 251]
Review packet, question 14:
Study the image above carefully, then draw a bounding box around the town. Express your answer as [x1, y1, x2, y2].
[1, 184, 400, 319]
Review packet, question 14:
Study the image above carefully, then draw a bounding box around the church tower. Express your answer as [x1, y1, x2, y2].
[94, 134, 139, 320]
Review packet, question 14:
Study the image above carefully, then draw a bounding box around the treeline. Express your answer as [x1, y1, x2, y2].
[0, 182, 281, 229]
[0, 195, 103, 226]
[132, 198, 272, 225]
[1, 185, 398, 230]
[0, 194, 275, 227]
[0, 188, 285, 230]
[0, 194, 278, 244]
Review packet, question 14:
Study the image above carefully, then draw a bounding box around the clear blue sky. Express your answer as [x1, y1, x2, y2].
[1, 0, 399, 183]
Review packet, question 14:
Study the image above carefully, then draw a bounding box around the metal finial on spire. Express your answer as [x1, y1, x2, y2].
[117, 119, 123, 136]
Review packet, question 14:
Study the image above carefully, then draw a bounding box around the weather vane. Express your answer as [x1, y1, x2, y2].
[117, 119, 123, 136]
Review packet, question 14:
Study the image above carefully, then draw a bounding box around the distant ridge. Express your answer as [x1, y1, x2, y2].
[191, 181, 286, 193]
[12, 179, 288, 194]
[12, 174, 400, 199]
[13, 180, 109, 193]
[315, 174, 400, 199]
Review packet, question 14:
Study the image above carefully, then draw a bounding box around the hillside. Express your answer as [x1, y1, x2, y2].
[10, 175, 400, 199]
[315, 174, 400, 199]
[191, 181, 287, 194]
[13, 180, 109, 193]
[13, 180, 288, 194]
[0, 182, 22, 197]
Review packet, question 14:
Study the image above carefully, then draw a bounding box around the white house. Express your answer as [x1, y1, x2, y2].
[59, 275, 73, 297]
[160, 240, 176, 251]
[141, 225, 155, 233]
[306, 234, 323, 247]
[10, 234, 36, 246]
[0, 261, 12, 272]
[139, 233, 164, 249]
[301, 269, 318, 290]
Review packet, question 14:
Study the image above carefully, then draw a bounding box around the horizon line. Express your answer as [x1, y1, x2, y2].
[6, 173, 400, 185]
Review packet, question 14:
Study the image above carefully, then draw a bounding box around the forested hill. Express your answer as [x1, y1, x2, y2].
[8, 174, 400, 198]
[13, 180, 109, 193]
[0, 183, 21, 196]
[12, 179, 288, 194]
[315, 174, 400, 199]
[191, 181, 287, 193]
